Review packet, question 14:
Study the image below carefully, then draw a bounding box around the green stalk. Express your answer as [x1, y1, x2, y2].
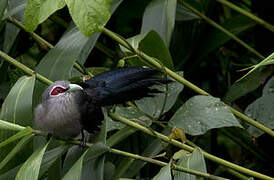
[109, 112, 273, 180]
[0, 50, 52, 85]
[179, 0, 264, 59]
[30, 129, 226, 180]
[216, 0, 274, 33]
[101, 27, 274, 137]
[109, 148, 229, 180]
[7, 16, 93, 77]
[225, 168, 253, 180]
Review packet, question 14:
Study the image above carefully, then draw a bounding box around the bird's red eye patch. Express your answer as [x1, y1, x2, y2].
[50, 86, 67, 95]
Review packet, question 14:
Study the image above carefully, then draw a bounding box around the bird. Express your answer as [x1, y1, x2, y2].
[34, 67, 170, 139]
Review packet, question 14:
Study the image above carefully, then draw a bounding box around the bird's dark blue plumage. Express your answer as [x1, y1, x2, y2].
[79, 67, 171, 133]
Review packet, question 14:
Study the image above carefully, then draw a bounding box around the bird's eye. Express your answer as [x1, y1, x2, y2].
[50, 86, 67, 95]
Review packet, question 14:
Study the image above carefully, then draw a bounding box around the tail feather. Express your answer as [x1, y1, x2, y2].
[83, 67, 171, 106]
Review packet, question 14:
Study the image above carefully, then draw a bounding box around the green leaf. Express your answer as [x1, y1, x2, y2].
[84, 142, 108, 162]
[176, 3, 200, 21]
[24, 0, 66, 32]
[0, 75, 35, 125]
[239, 51, 274, 81]
[108, 106, 151, 131]
[39, 145, 68, 178]
[173, 148, 207, 179]
[0, 127, 32, 149]
[141, 0, 177, 46]
[3, 23, 20, 53]
[262, 76, 274, 96]
[0, 0, 8, 20]
[65, 0, 111, 37]
[35, 26, 90, 81]
[15, 139, 51, 180]
[169, 95, 242, 135]
[223, 69, 271, 103]
[103, 162, 115, 180]
[152, 160, 172, 180]
[0, 119, 25, 131]
[245, 94, 274, 137]
[139, 31, 174, 70]
[0, 165, 20, 180]
[2, 0, 26, 20]
[120, 33, 148, 54]
[0, 75, 35, 161]
[62, 143, 108, 180]
[106, 126, 137, 147]
[0, 135, 33, 170]
[124, 127, 171, 178]
[135, 72, 184, 119]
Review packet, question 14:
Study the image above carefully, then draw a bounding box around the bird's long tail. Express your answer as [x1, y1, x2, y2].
[84, 67, 171, 106]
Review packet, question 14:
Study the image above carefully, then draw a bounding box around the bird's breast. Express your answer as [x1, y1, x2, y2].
[34, 93, 82, 138]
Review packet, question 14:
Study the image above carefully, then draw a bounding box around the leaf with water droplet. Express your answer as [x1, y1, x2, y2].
[169, 95, 242, 135]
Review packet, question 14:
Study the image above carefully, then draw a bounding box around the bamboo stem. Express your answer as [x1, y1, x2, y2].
[101, 27, 274, 137]
[109, 112, 273, 180]
[216, 0, 274, 33]
[7, 16, 93, 77]
[0, 50, 52, 85]
[179, 0, 264, 59]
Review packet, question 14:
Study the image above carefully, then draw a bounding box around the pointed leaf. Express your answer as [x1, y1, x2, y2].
[24, 0, 66, 32]
[0, 119, 25, 131]
[62, 151, 86, 180]
[169, 95, 242, 135]
[0, 127, 32, 149]
[141, 0, 177, 46]
[139, 31, 174, 70]
[0, 135, 33, 170]
[35, 26, 90, 81]
[152, 160, 172, 180]
[2, 0, 26, 20]
[39, 145, 69, 178]
[0, 75, 35, 160]
[65, 0, 111, 36]
[223, 69, 271, 103]
[135, 72, 183, 118]
[0, 0, 8, 21]
[245, 94, 274, 137]
[62, 142, 107, 180]
[174, 148, 207, 179]
[15, 139, 51, 180]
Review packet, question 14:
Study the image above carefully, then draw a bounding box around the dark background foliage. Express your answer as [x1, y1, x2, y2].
[0, 0, 273, 179]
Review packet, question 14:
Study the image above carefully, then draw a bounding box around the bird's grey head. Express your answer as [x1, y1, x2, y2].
[41, 81, 83, 102]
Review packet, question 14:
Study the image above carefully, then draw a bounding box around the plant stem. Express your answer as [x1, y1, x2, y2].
[216, 0, 274, 33]
[0, 50, 52, 85]
[109, 148, 228, 180]
[109, 112, 273, 180]
[101, 27, 274, 137]
[30, 130, 226, 180]
[179, 0, 264, 59]
[7, 16, 93, 77]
